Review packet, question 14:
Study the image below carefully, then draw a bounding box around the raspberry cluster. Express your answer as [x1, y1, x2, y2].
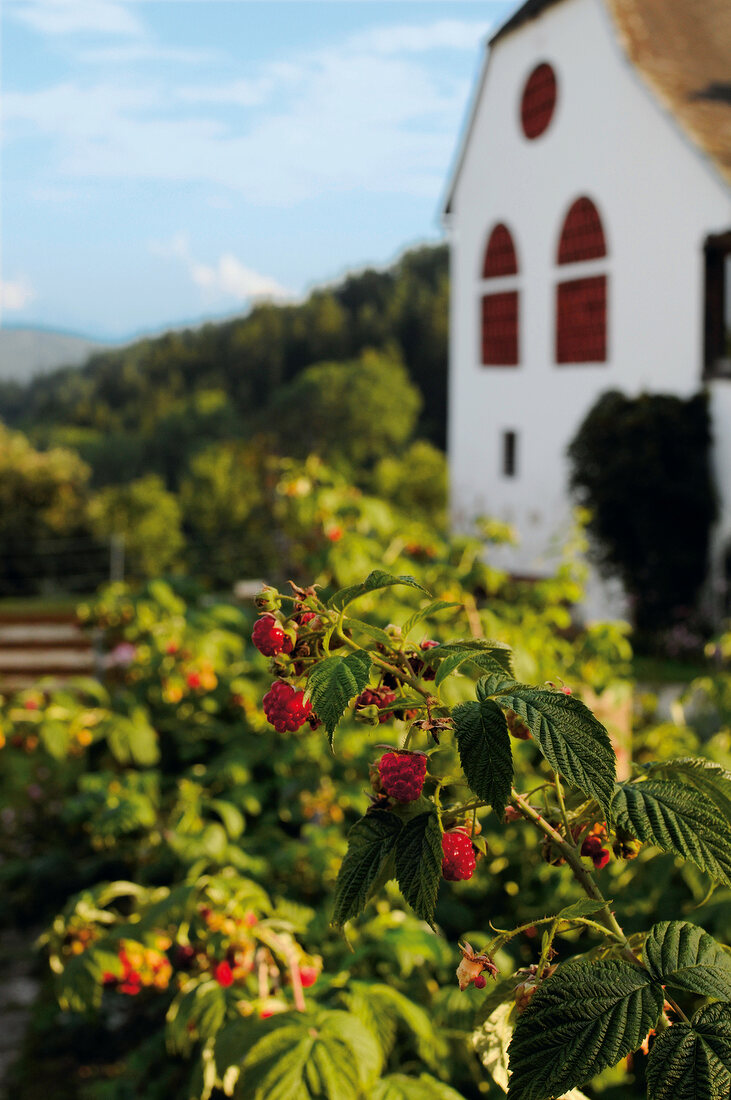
[441, 830, 477, 881]
[252, 614, 295, 657]
[377, 750, 427, 802]
[263, 680, 313, 732]
[357, 686, 396, 723]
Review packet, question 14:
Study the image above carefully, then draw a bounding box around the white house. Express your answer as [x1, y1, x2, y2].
[444, 0, 731, 618]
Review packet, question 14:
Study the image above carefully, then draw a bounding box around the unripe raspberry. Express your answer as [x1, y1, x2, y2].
[252, 614, 295, 657]
[419, 639, 439, 681]
[442, 830, 476, 881]
[255, 586, 281, 613]
[262, 681, 313, 732]
[377, 751, 427, 802]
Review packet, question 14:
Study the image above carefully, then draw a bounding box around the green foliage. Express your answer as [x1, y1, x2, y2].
[332, 812, 403, 927]
[646, 1003, 731, 1099]
[612, 780, 731, 884]
[307, 651, 372, 743]
[496, 685, 616, 816]
[88, 474, 184, 577]
[452, 698, 512, 820]
[394, 811, 443, 927]
[506, 960, 664, 1099]
[567, 389, 717, 631]
[644, 920, 731, 999]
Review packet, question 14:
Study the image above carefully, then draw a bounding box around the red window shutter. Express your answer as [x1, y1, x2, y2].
[521, 63, 557, 140]
[556, 276, 607, 363]
[557, 198, 607, 264]
[483, 224, 518, 278]
[482, 291, 519, 366]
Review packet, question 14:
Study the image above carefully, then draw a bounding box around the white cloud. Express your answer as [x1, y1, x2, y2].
[0, 277, 36, 312]
[152, 235, 289, 303]
[3, 16, 487, 204]
[347, 18, 495, 55]
[8, 0, 144, 37]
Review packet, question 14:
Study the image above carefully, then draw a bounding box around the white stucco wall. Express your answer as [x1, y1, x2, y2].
[446, 0, 731, 614]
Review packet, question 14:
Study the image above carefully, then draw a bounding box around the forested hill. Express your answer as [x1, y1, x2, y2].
[0, 244, 448, 460]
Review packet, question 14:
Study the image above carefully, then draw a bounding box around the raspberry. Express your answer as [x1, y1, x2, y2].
[442, 830, 476, 881]
[298, 965, 319, 988]
[252, 614, 295, 657]
[298, 611, 318, 627]
[214, 961, 234, 987]
[473, 974, 487, 989]
[357, 687, 396, 723]
[581, 835, 610, 869]
[377, 751, 427, 802]
[262, 681, 312, 732]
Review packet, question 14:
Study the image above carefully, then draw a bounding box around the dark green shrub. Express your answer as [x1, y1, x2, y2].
[567, 390, 717, 633]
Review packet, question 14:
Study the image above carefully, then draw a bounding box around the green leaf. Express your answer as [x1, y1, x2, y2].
[401, 601, 461, 638]
[476, 674, 518, 698]
[395, 811, 443, 927]
[332, 810, 403, 926]
[453, 697, 513, 819]
[306, 650, 372, 744]
[506, 959, 663, 1100]
[433, 642, 514, 690]
[644, 758, 731, 820]
[647, 1003, 731, 1100]
[343, 981, 444, 1070]
[371, 1074, 469, 1100]
[556, 898, 609, 922]
[497, 686, 615, 818]
[644, 921, 731, 1000]
[612, 781, 731, 885]
[342, 617, 392, 647]
[328, 571, 430, 611]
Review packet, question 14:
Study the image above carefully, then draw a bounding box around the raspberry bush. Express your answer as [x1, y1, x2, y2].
[251, 570, 731, 1100]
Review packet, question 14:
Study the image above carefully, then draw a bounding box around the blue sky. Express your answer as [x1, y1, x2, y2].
[2, 0, 514, 341]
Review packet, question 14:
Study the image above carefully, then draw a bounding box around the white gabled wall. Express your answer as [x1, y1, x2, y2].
[447, 0, 731, 613]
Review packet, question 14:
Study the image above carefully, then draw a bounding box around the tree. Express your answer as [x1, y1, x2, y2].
[567, 390, 717, 632]
[89, 475, 184, 578]
[269, 350, 423, 467]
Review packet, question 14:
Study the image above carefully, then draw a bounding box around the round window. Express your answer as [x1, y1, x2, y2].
[520, 62, 557, 139]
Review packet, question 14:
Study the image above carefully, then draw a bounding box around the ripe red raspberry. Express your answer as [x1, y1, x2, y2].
[298, 965, 319, 988]
[252, 614, 295, 657]
[357, 687, 396, 723]
[214, 961, 234, 987]
[474, 974, 487, 989]
[262, 681, 312, 732]
[442, 830, 476, 881]
[377, 751, 427, 802]
[581, 835, 610, 869]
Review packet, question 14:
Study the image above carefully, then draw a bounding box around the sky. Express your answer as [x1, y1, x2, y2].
[1, 0, 515, 342]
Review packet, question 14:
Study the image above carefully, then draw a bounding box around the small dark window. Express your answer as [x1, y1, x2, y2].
[521, 63, 557, 139]
[502, 430, 517, 477]
[704, 231, 731, 377]
[482, 292, 519, 365]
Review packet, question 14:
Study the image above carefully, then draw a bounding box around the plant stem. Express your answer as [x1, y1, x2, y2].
[553, 772, 574, 849]
[334, 623, 433, 700]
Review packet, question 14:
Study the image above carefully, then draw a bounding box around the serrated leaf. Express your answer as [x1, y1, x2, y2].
[644, 921, 731, 999]
[328, 571, 430, 611]
[612, 781, 731, 885]
[395, 811, 443, 927]
[453, 698, 512, 819]
[556, 898, 609, 921]
[473, 1000, 513, 1091]
[506, 959, 663, 1100]
[645, 758, 731, 821]
[497, 687, 615, 818]
[332, 810, 403, 926]
[647, 1003, 731, 1100]
[344, 981, 443, 1070]
[434, 643, 514, 690]
[473, 976, 526, 1027]
[477, 675, 518, 699]
[306, 650, 372, 743]
[401, 601, 461, 638]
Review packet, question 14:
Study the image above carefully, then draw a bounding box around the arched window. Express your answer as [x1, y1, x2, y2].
[480, 223, 519, 366]
[555, 197, 608, 363]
